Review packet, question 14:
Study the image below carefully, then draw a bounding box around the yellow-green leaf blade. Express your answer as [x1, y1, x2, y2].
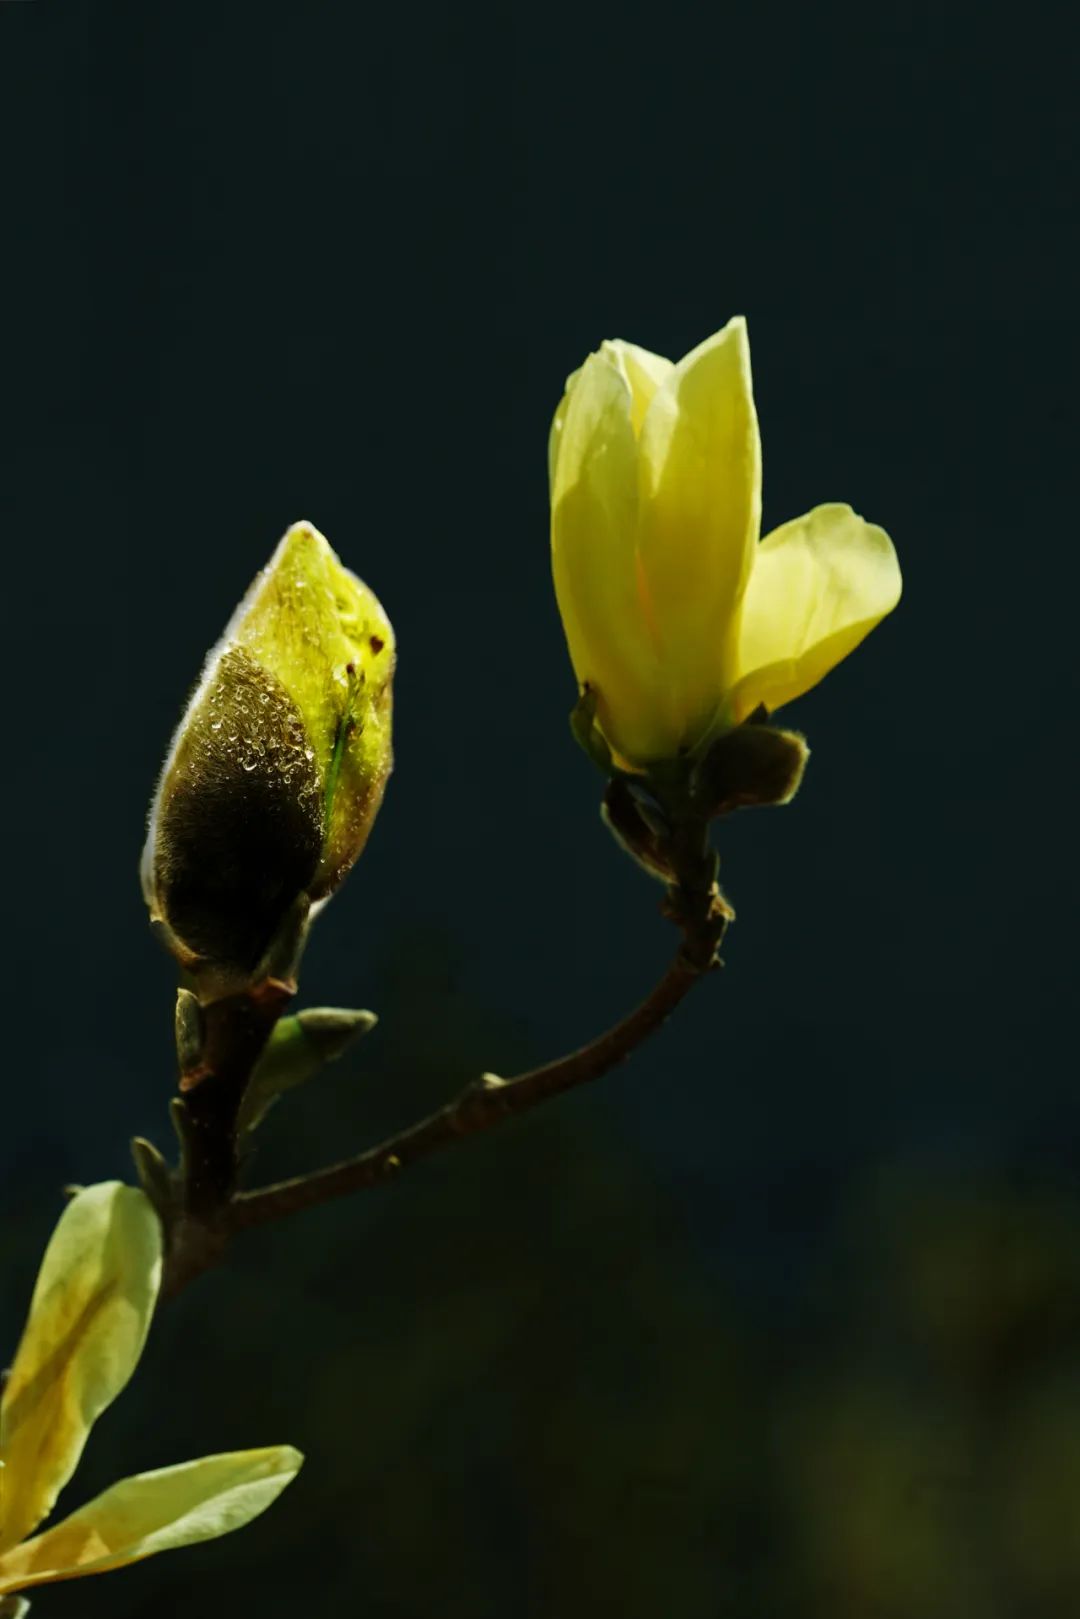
[0, 1184, 162, 1553]
[0, 1448, 303, 1594]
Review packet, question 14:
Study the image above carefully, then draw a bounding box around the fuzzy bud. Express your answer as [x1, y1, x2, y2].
[142, 522, 394, 983]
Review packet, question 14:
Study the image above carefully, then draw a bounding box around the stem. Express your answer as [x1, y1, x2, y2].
[230, 808, 729, 1233]
[178, 983, 292, 1218]
[230, 945, 707, 1231]
[160, 805, 729, 1294]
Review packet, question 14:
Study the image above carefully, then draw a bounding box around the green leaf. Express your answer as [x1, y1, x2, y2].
[237, 1007, 377, 1133]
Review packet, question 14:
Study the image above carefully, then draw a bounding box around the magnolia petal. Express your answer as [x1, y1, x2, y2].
[730, 503, 901, 721]
[0, 1184, 162, 1553]
[635, 316, 762, 746]
[550, 350, 677, 762]
[599, 340, 674, 437]
[548, 344, 673, 486]
[0, 1448, 303, 1594]
[547, 363, 580, 493]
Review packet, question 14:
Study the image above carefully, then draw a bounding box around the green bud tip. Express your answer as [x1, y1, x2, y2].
[295, 1007, 378, 1061]
[236, 1005, 377, 1133]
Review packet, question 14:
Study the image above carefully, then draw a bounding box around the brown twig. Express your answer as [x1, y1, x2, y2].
[178, 981, 293, 1216]
[228, 804, 730, 1233]
[159, 805, 730, 1294]
[230, 943, 711, 1232]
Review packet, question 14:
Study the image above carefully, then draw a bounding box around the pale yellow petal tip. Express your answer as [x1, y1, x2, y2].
[834, 504, 903, 610]
[557, 349, 617, 419]
[717, 312, 748, 347]
[558, 360, 583, 400]
[868, 521, 903, 609]
[582, 346, 623, 382]
[599, 337, 669, 368]
[550, 346, 636, 510]
[674, 314, 752, 379]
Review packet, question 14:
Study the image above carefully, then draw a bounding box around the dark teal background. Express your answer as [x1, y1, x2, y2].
[2, 4, 1079, 1617]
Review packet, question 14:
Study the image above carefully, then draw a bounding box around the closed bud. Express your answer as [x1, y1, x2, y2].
[142, 522, 394, 982]
[129, 1135, 174, 1221]
[237, 1006, 378, 1133]
[601, 777, 677, 881]
[695, 718, 809, 817]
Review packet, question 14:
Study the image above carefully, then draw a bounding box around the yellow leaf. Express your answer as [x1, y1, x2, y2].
[0, 1448, 302, 1594]
[0, 1184, 162, 1553]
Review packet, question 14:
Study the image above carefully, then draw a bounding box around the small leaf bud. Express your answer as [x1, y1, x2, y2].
[695, 720, 809, 818]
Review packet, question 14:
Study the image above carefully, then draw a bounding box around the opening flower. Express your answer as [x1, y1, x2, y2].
[0, 1183, 301, 1600]
[549, 318, 901, 768]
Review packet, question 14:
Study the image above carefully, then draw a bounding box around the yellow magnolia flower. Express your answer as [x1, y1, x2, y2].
[0, 1183, 301, 1600]
[549, 318, 901, 768]
[142, 520, 395, 978]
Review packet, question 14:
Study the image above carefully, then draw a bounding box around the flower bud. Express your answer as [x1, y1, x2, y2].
[142, 521, 394, 981]
[695, 717, 809, 817]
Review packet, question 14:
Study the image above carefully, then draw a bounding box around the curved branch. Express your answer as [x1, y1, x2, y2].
[159, 804, 730, 1296]
[230, 944, 711, 1232]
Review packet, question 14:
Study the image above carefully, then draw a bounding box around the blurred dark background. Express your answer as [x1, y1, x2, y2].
[2, 4, 1079, 1617]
